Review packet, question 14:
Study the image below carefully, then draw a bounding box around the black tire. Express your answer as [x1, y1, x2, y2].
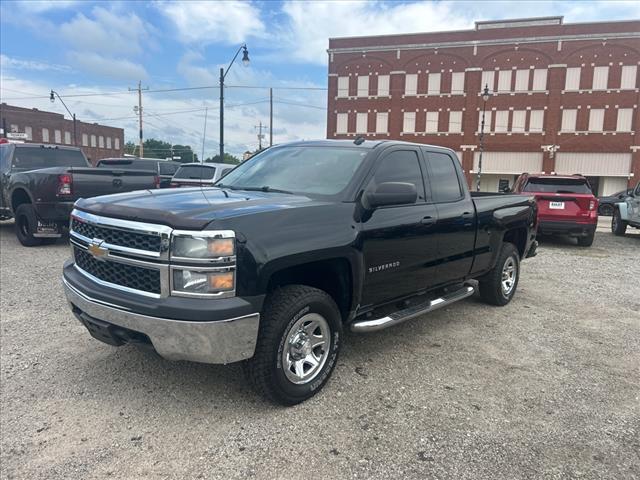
[611, 210, 627, 236]
[14, 204, 43, 247]
[243, 285, 343, 406]
[478, 242, 520, 306]
[598, 204, 614, 216]
[577, 231, 595, 247]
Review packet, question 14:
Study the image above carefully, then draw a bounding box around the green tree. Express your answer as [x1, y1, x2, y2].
[124, 138, 198, 162]
[205, 153, 240, 164]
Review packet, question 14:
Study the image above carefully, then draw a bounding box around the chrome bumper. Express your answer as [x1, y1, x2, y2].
[63, 278, 260, 365]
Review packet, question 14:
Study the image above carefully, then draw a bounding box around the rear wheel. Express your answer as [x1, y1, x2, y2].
[15, 204, 43, 247]
[478, 242, 520, 306]
[577, 231, 595, 247]
[611, 210, 627, 236]
[243, 285, 342, 405]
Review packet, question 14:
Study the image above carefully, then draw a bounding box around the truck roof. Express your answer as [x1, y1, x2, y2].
[279, 139, 456, 151]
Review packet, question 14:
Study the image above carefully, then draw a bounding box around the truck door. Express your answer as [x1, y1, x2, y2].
[359, 147, 439, 308]
[424, 150, 476, 284]
[0, 145, 12, 215]
[630, 183, 640, 223]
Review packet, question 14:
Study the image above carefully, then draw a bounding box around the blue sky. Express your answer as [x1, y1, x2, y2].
[1, 0, 639, 157]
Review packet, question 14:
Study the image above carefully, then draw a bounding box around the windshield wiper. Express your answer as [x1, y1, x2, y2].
[221, 185, 294, 194]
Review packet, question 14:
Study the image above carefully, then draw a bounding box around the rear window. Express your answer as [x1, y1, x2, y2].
[159, 163, 179, 175]
[174, 165, 216, 180]
[11, 146, 87, 170]
[523, 178, 592, 194]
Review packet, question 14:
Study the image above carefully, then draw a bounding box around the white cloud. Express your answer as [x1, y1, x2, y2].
[66, 52, 148, 81]
[58, 6, 155, 57]
[279, 1, 471, 64]
[156, 0, 265, 45]
[0, 54, 72, 73]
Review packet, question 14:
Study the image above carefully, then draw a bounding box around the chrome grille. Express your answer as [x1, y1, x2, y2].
[71, 218, 162, 253]
[74, 247, 161, 295]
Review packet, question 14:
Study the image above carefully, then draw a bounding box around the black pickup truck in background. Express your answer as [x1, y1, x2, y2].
[62, 140, 538, 405]
[97, 158, 182, 188]
[0, 143, 160, 246]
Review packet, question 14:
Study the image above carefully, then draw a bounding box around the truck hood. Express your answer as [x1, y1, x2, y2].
[74, 187, 324, 230]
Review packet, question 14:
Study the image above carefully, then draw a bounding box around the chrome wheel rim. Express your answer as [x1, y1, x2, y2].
[282, 313, 330, 385]
[501, 256, 517, 296]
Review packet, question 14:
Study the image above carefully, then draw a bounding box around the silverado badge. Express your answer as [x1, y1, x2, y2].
[88, 239, 108, 259]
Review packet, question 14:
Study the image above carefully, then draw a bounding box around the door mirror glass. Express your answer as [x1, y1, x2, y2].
[364, 182, 417, 208]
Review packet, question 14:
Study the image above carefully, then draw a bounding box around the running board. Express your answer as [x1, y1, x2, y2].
[350, 285, 475, 333]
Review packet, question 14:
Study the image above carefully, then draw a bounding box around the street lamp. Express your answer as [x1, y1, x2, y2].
[50, 90, 77, 146]
[476, 84, 492, 192]
[219, 44, 250, 161]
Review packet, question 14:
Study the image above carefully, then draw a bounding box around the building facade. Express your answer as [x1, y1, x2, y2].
[0, 103, 124, 164]
[326, 17, 640, 195]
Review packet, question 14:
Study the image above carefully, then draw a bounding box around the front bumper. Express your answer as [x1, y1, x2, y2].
[538, 220, 596, 237]
[63, 277, 260, 365]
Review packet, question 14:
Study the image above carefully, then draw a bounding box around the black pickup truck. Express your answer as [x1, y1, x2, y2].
[62, 140, 538, 405]
[0, 143, 159, 246]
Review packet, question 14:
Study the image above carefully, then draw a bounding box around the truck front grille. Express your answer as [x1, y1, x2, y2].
[71, 218, 162, 253]
[74, 247, 161, 295]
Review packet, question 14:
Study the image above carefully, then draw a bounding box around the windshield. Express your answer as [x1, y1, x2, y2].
[216, 146, 368, 195]
[159, 163, 179, 175]
[523, 178, 592, 194]
[174, 165, 216, 180]
[11, 147, 87, 170]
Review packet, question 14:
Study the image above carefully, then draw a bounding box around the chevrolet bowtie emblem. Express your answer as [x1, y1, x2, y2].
[88, 239, 108, 259]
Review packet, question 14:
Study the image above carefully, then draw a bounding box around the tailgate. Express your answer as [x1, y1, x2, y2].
[70, 168, 156, 198]
[535, 193, 595, 222]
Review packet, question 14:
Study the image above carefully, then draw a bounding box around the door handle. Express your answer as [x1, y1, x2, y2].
[461, 212, 473, 218]
[421, 216, 436, 226]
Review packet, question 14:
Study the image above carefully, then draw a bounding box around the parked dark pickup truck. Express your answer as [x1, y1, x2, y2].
[0, 143, 160, 246]
[62, 140, 538, 404]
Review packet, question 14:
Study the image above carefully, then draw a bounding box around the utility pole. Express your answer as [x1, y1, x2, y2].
[255, 121, 265, 150]
[269, 87, 273, 146]
[129, 80, 148, 157]
[201, 106, 208, 163]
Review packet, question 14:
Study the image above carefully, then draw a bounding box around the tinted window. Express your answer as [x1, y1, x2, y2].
[371, 150, 425, 202]
[428, 152, 462, 202]
[220, 168, 233, 178]
[523, 178, 592, 194]
[0, 145, 11, 171]
[174, 165, 216, 180]
[218, 147, 367, 196]
[98, 159, 157, 171]
[159, 163, 179, 175]
[11, 146, 87, 170]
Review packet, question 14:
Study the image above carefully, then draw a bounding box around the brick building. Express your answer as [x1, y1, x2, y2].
[326, 17, 640, 195]
[0, 103, 124, 164]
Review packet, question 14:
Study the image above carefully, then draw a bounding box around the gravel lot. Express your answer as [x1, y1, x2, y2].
[1, 218, 638, 480]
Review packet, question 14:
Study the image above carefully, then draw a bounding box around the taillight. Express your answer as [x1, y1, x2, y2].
[57, 173, 72, 195]
[154, 175, 161, 189]
[589, 200, 597, 211]
[170, 182, 178, 188]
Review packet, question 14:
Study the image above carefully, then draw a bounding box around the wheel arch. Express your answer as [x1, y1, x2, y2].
[10, 187, 33, 213]
[615, 202, 629, 221]
[263, 257, 356, 323]
[503, 227, 528, 259]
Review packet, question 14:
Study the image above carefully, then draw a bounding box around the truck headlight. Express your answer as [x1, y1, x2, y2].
[171, 230, 235, 260]
[172, 268, 235, 296]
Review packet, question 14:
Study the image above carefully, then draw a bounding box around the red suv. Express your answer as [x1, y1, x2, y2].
[511, 173, 598, 247]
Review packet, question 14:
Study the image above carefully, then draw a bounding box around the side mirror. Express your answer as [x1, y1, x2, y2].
[364, 182, 417, 209]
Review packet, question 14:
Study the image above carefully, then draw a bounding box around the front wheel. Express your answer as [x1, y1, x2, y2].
[611, 210, 627, 236]
[243, 285, 342, 405]
[15, 204, 43, 247]
[478, 242, 520, 306]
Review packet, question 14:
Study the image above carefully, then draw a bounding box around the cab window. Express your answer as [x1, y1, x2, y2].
[427, 152, 463, 202]
[369, 150, 425, 203]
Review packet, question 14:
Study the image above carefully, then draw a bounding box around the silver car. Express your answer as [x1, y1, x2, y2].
[612, 182, 640, 235]
[170, 162, 235, 188]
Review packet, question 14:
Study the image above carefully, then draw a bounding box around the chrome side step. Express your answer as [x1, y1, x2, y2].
[350, 285, 475, 333]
